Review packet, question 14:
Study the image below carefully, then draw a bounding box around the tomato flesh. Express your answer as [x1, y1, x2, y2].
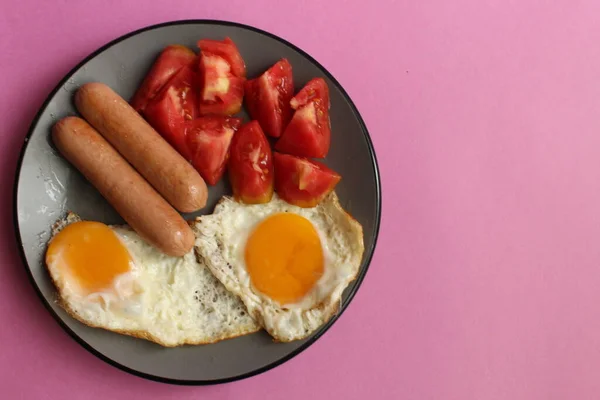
[275, 78, 331, 158]
[197, 37, 246, 78]
[197, 38, 246, 116]
[245, 59, 294, 138]
[144, 66, 198, 160]
[273, 152, 340, 208]
[228, 121, 274, 204]
[130, 45, 196, 113]
[185, 116, 242, 185]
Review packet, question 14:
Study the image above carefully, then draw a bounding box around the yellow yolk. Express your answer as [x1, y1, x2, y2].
[245, 213, 324, 305]
[46, 221, 131, 293]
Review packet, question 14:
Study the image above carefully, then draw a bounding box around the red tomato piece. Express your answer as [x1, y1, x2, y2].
[144, 66, 198, 160]
[275, 78, 331, 158]
[197, 53, 245, 116]
[197, 37, 246, 78]
[197, 38, 246, 116]
[273, 152, 341, 208]
[228, 121, 274, 204]
[245, 59, 294, 138]
[185, 116, 242, 185]
[130, 45, 196, 113]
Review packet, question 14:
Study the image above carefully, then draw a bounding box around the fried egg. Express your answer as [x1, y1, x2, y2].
[192, 192, 364, 342]
[45, 213, 260, 347]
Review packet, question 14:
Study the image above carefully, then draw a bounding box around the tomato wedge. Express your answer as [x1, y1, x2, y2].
[185, 116, 242, 185]
[197, 38, 246, 116]
[228, 121, 274, 204]
[130, 45, 196, 113]
[197, 38, 246, 78]
[275, 78, 331, 158]
[144, 66, 198, 160]
[273, 152, 340, 208]
[245, 59, 294, 138]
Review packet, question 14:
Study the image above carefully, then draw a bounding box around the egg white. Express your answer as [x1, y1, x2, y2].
[46, 213, 260, 347]
[192, 192, 364, 342]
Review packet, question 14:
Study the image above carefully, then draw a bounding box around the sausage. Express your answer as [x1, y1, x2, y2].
[52, 116, 194, 257]
[74, 82, 207, 213]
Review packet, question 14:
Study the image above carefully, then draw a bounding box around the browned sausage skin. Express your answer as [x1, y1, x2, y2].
[74, 82, 208, 213]
[52, 116, 194, 257]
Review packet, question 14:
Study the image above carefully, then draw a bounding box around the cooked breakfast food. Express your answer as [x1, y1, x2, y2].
[46, 36, 362, 347]
[52, 117, 194, 257]
[75, 82, 208, 213]
[192, 192, 364, 342]
[45, 213, 260, 346]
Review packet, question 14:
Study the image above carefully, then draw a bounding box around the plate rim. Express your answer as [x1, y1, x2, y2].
[12, 18, 382, 385]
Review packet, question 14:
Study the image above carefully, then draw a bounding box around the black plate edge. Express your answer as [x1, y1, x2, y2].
[12, 18, 382, 386]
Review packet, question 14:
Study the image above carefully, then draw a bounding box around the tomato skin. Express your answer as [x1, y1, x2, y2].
[273, 152, 341, 208]
[159, 65, 198, 120]
[130, 45, 196, 113]
[144, 66, 198, 160]
[245, 59, 294, 138]
[197, 37, 246, 78]
[185, 116, 242, 185]
[144, 88, 189, 160]
[229, 121, 274, 204]
[275, 78, 331, 158]
[290, 77, 329, 108]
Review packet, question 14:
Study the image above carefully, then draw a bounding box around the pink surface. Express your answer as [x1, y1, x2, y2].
[2, 0, 600, 398]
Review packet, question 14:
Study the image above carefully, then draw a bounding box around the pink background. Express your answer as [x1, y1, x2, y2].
[2, 0, 600, 398]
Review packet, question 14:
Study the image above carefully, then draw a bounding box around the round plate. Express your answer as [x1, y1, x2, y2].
[14, 20, 381, 385]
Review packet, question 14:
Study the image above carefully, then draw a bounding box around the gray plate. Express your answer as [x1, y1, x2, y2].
[13, 20, 381, 385]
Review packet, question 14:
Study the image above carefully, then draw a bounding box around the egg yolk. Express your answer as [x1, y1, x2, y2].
[46, 221, 131, 293]
[245, 213, 324, 304]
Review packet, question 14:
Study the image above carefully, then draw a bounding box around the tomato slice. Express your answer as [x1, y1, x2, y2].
[185, 116, 242, 185]
[273, 152, 340, 208]
[275, 78, 331, 158]
[245, 59, 294, 138]
[144, 66, 198, 160]
[197, 38, 246, 116]
[130, 45, 196, 113]
[197, 53, 245, 116]
[197, 37, 246, 78]
[228, 121, 274, 204]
